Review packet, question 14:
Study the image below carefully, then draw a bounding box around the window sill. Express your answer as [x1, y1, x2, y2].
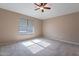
[18, 32, 34, 35]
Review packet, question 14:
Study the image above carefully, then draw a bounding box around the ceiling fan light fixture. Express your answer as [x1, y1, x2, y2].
[40, 7, 44, 10]
[34, 3, 51, 12]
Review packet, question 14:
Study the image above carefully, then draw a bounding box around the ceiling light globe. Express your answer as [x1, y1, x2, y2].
[40, 7, 44, 10]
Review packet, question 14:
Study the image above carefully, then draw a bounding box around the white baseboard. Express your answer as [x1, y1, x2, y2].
[45, 37, 79, 45]
[55, 38, 79, 45]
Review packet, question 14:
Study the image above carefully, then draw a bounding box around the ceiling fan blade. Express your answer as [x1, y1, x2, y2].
[44, 7, 51, 9]
[43, 3, 47, 6]
[40, 3, 43, 6]
[35, 8, 40, 10]
[42, 9, 44, 12]
[34, 3, 40, 7]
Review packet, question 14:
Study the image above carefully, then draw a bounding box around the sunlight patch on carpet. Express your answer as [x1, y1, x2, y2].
[22, 39, 51, 54]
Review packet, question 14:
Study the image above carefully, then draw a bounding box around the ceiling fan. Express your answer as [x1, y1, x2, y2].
[34, 3, 51, 12]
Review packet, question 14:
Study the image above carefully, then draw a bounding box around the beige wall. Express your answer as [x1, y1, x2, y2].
[43, 12, 79, 43]
[0, 8, 42, 43]
[0, 8, 79, 44]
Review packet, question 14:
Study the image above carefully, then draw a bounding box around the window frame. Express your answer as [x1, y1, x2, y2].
[18, 17, 34, 35]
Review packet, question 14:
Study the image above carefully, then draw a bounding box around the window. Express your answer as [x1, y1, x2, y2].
[19, 16, 34, 34]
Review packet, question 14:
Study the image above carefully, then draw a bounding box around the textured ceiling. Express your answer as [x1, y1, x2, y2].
[0, 3, 79, 20]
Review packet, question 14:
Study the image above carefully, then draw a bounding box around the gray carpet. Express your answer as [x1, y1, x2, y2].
[0, 38, 79, 56]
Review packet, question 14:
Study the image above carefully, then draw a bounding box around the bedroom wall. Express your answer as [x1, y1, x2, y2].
[0, 8, 42, 43]
[43, 12, 79, 44]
